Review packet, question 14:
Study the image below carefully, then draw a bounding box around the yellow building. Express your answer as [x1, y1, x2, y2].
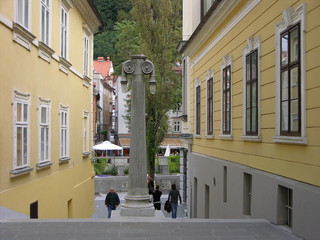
[0, 0, 103, 218]
[179, 0, 320, 239]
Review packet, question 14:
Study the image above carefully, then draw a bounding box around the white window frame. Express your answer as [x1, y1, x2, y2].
[38, 98, 51, 164]
[273, 4, 307, 145]
[83, 110, 90, 155]
[206, 69, 214, 138]
[241, 36, 262, 142]
[60, 104, 69, 160]
[15, 0, 31, 30]
[83, 34, 89, 76]
[60, 3, 68, 59]
[194, 78, 201, 137]
[220, 55, 233, 140]
[12, 90, 30, 170]
[40, 0, 51, 46]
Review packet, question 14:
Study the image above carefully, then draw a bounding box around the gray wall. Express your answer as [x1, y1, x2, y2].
[189, 152, 320, 240]
[95, 175, 180, 194]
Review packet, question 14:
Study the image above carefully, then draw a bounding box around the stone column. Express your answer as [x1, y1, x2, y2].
[120, 55, 155, 216]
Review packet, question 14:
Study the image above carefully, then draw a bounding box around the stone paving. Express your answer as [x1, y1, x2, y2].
[0, 192, 303, 240]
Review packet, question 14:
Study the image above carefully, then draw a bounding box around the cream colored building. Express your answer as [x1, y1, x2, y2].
[0, 0, 103, 218]
[179, 1, 320, 239]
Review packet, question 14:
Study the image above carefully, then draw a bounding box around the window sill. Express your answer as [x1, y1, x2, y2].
[12, 22, 36, 50]
[10, 166, 33, 177]
[241, 135, 262, 142]
[194, 134, 201, 139]
[83, 152, 90, 157]
[59, 57, 72, 74]
[83, 75, 91, 88]
[205, 135, 215, 139]
[36, 161, 53, 170]
[38, 42, 55, 63]
[59, 157, 71, 163]
[272, 136, 307, 145]
[219, 134, 233, 140]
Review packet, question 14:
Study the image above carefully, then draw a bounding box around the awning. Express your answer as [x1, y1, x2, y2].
[118, 137, 183, 149]
[93, 141, 123, 150]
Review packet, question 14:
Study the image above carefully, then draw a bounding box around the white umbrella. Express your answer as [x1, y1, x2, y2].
[93, 141, 123, 151]
[164, 144, 170, 157]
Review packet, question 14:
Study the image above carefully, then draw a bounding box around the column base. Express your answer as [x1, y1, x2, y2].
[120, 195, 155, 216]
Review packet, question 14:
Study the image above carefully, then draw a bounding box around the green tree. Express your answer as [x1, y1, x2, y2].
[130, 0, 182, 178]
[93, 0, 133, 59]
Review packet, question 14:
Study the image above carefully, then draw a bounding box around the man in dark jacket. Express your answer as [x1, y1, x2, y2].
[105, 188, 120, 218]
[168, 184, 182, 218]
[152, 185, 162, 210]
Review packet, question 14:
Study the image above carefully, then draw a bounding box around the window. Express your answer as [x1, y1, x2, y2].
[207, 76, 213, 136]
[40, 0, 50, 45]
[174, 121, 181, 133]
[83, 111, 89, 154]
[60, 105, 69, 160]
[278, 185, 293, 227]
[245, 50, 258, 135]
[223, 166, 227, 203]
[274, 4, 306, 144]
[243, 173, 252, 215]
[60, 4, 68, 58]
[222, 66, 231, 135]
[201, 0, 216, 19]
[280, 24, 301, 136]
[195, 85, 201, 135]
[83, 35, 89, 76]
[13, 91, 30, 169]
[16, 0, 30, 29]
[39, 100, 50, 163]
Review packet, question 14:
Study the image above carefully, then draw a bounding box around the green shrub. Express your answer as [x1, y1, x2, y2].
[124, 167, 129, 175]
[106, 166, 117, 176]
[167, 156, 180, 174]
[93, 159, 107, 175]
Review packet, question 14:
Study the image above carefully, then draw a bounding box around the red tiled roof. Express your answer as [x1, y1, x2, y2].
[93, 57, 113, 79]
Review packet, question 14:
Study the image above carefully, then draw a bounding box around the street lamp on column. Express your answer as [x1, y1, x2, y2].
[120, 54, 156, 216]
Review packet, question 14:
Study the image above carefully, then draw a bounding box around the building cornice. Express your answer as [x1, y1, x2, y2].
[72, 0, 104, 33]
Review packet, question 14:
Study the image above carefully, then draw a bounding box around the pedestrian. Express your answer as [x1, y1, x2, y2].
[168, 183, 181, 218]
[105, 187, 120, 218]
[147, 176, 154, 195]
[152, 185, 162, 210]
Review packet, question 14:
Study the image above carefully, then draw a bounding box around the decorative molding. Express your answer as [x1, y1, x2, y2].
[60, 104, 69, 111]
[189, 0, 261, 68]
[10, 167, 33, 177]
[12, 22, 36, 50]
[219, 134, 233, 140]
[39, 97, 51, 104]
[38, 42, 55, 63]
[276, 4, 305, 30]
[222, 55, 232, 67]
[0, 13, 13, 29]
[59, 157, 70, 163]
[241, 135, 262, 142]
[36, 161, 53, 169]
[272, 136, 307, 145]
[83, 110, 89, 118]
[59, 57, 72, 74]
[14, 89, 31, 102]
[61, 0, 74, 10]
[83, 23, 93, 36]
[70, 66, 83, 79]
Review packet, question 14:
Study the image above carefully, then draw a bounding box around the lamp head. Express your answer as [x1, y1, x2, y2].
[149, 73, 156, 95]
